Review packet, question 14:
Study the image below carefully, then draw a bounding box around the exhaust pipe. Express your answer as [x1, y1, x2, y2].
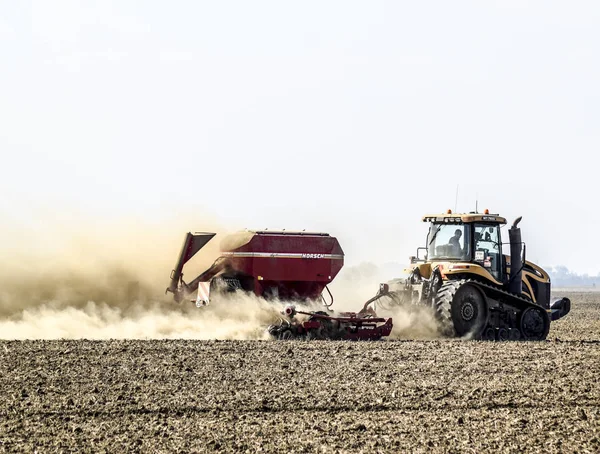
[508, 216, 523, 295]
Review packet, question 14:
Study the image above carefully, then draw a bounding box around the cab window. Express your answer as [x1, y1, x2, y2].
[474, 224, 501, 279]
[427, 224, 470, 260]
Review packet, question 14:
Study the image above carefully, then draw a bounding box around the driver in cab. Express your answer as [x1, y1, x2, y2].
[448, 229, 463, 255]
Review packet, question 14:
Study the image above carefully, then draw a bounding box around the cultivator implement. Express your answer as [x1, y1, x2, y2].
[267, 305, 393, 340]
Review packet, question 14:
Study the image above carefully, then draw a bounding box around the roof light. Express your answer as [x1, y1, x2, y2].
[484, 209, 489, 214]
[447, 209, 452, 214]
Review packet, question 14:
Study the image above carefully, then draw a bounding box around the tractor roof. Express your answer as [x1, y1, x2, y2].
[422, 212, 507, 224]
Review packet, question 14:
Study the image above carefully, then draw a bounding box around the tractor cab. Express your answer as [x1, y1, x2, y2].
[421, 211, 507, 282]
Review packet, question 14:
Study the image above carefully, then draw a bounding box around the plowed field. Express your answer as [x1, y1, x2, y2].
[1, 292, 599, 453]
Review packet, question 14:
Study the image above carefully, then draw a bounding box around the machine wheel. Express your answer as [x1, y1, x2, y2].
[519, 306, 550, 341]
[451, 284, 489, 337]
[434, 281, 489, 338]
[496, 327, 509, 342]
[267, 323, 294, 340]
[280, 329, 293, 340]
[482, 327, 496, 341]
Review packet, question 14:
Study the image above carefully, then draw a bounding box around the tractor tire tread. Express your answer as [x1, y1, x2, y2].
[433, 279, 465, 336]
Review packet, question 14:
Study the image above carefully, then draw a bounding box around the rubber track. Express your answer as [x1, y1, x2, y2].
[435, 278, 550, 340]
[463, 279, 548, 313]
[433, 280, 463, 337]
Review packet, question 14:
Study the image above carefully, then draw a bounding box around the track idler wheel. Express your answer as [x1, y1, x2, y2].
[451, 284, 489, 338]
[519, 306, 550, 341]
[509, 328, 521, 341]
[482, 327, 496, 341]
[496, 327, 509, 342]
[482, 327, 516, 341]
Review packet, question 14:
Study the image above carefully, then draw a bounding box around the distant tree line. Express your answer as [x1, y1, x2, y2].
[341, 263, 599, 289]
[544, 266, 599, 288]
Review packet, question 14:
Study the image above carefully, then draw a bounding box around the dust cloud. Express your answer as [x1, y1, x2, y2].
[330, 264, 442, 339]
[0, 295, 283, 340]
[0, 213, 281, 339]
[0, 212, 441, 340]
[378, 304, 441, 340]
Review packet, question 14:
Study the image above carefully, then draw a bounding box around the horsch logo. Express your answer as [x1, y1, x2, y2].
[302, 253, 325, 259]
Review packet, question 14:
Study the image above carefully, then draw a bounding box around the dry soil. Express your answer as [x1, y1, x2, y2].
[0, 291, 599, 453]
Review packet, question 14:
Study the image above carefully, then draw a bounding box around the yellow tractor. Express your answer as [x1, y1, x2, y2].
[365, 210, 571, 340]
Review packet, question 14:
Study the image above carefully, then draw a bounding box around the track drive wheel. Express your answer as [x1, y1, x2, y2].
[519, 306, 550, 341]
[434, 281, 489, 338]
[452, 283, 489, 338]
[435, 281, 489, 338]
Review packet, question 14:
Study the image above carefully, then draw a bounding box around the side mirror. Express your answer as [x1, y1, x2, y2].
[417, 247, 427, 261]
[409, 256, 417, 264]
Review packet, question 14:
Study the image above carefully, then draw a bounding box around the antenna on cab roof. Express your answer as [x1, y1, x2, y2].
[454, 185, 459, 212]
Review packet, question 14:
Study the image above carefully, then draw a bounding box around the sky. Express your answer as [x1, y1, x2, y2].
[1, 1, 599, 273]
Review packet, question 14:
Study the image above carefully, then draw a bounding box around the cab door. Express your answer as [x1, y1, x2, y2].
[473, 224, 502, 281]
